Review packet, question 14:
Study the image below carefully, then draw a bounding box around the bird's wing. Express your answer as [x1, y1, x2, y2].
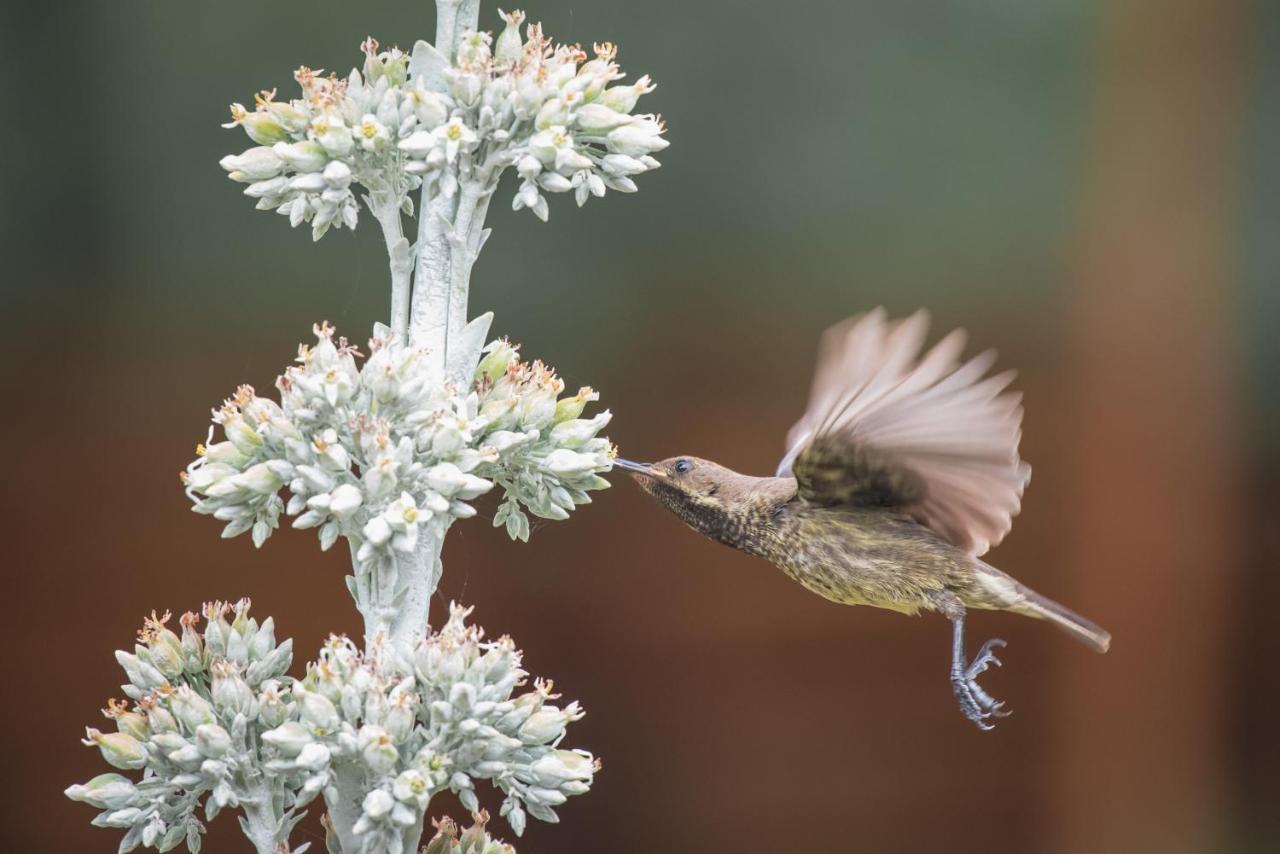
[778, 308, 1030, 556]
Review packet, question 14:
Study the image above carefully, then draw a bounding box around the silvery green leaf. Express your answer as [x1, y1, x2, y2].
[118, 823, 143, 853]
[409, 40, 449, 92]
[445, 311, 493, 386]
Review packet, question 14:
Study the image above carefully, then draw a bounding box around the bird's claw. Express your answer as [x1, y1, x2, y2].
[952, 637, 1011, 730]
[966, 638, 1006, 680]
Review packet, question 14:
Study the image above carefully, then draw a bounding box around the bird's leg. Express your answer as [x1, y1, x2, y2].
[932, 592, 1010, 730]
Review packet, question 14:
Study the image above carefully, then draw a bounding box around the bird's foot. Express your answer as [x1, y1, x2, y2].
[951, 638, 1010, 731]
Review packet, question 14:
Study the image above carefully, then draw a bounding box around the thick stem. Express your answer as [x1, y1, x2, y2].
[371, 196, 413, 341]
[240, 777, 282, 854]
[324, 760, 366, 854]
[388, 522, 448, 653]
[458, 0, 482, 40]
[435, 0, 461, 62]
[400, 807, 429, 854]
[445, 181, 485, 347]
[434, 0, 481, 61]
[410, 182, 458, 364]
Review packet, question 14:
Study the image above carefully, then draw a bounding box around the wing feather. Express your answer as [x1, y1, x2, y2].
[780, 309, 1030, 556]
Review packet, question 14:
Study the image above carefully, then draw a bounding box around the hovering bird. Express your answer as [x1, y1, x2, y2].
[615, 309, 1110, 730]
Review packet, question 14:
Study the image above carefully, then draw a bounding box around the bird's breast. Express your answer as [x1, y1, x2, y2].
[757, 504, 972, 613]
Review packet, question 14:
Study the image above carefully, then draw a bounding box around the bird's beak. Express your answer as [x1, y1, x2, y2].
[612, 458, 663, 478]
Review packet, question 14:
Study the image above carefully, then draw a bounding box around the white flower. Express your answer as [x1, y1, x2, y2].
[392, 770, 430, 808]
[433, 117, 478, 163]
[309, 114, 354, 158]
[383, 492, 420, 552]
[356, 113, 390, 151]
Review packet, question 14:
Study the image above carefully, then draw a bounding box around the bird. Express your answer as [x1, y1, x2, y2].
[613, 308, 1110, 730]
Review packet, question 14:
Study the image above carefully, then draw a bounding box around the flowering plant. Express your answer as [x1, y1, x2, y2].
[67, 1, 666, 851]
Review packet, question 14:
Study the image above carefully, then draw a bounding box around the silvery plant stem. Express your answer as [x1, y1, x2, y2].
[240, 774, 282, 854]
[325, 760, 365, 854]
[354, 0, 490, 653]
[371, 194, 413, 341]
[343, 0, 497, 660]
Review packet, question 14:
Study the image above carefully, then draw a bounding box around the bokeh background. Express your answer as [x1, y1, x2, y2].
[3, 0, 1278, 851]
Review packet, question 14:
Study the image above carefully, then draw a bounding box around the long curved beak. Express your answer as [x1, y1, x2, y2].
[612, 458, 662, 478]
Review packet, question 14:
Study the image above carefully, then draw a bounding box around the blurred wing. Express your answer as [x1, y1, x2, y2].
[778, 309, 1031, 556]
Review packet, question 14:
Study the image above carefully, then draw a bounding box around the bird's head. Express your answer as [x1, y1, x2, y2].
[612, 455, 738, 538]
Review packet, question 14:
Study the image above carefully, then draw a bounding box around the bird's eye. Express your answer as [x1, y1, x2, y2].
[674, 458, 692, 474]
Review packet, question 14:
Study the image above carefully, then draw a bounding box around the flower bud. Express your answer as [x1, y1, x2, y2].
[607, 118, 669, 156]
[363, 515, 392, 547]
[518, 709, 568, 744]
[179, 612, 205, 671]
[574, 103, 632, 133]
[328, 483, 363, 517]
[384, 698, 416, 744]
[272, 140, 328, 172]
[195, 723, 232, 758]
[359, 725, 399, 776]
[249, 617, 277, 660]
[322, 160, 352, 189]
[476, 339, 519, 385]
[239, 109, 290, 145]
[413, 90, 450, 128]
[299, 689, 341, 733]
[233, 462, 283, 495]
[553, 387, 599, 424]
[601, 153, 648, 176]
[219, 147, 285, 182]
[542, 449, 600, 478]
[530, 749, 595, 785]
[83, 728, 146, 770]
[289, 172, 327, 194]
[363, 788, 394, 821]
[266, 100, 309, 133]
[211, 661, 255, 718]
[65, 773, 137, 810]
[115, 651, 168, 692]
[257, 680, 291, 728]
[112, 709, 150, 742]
[169, 686, 216, 732]
[262, 721, 314, 757]
[398, 130, 435, 159]
[495, 9, 526, 64]
[148, 635, 185, 681]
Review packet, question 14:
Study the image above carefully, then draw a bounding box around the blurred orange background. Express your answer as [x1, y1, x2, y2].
[3, 0, 1278, 851]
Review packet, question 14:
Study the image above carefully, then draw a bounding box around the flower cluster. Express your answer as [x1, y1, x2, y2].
[66, 603, 303, 853]
[278, 604, 595, 850]
[182, 322, 613, 575]
[424, 812, 514, 854]
[69, 603, 595, 851]
[221, 11, 666, 237]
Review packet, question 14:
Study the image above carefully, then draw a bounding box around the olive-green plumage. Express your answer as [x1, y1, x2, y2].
[623, 459, 1107, 640]
[616, 309, 1111, 730]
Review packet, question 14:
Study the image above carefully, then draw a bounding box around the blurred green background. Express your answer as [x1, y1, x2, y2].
[4, 0, 1278, 851]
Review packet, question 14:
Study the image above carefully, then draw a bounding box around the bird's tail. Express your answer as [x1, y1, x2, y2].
[1016, 586, 1112, 653]
[976, 565, 1112, 653]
